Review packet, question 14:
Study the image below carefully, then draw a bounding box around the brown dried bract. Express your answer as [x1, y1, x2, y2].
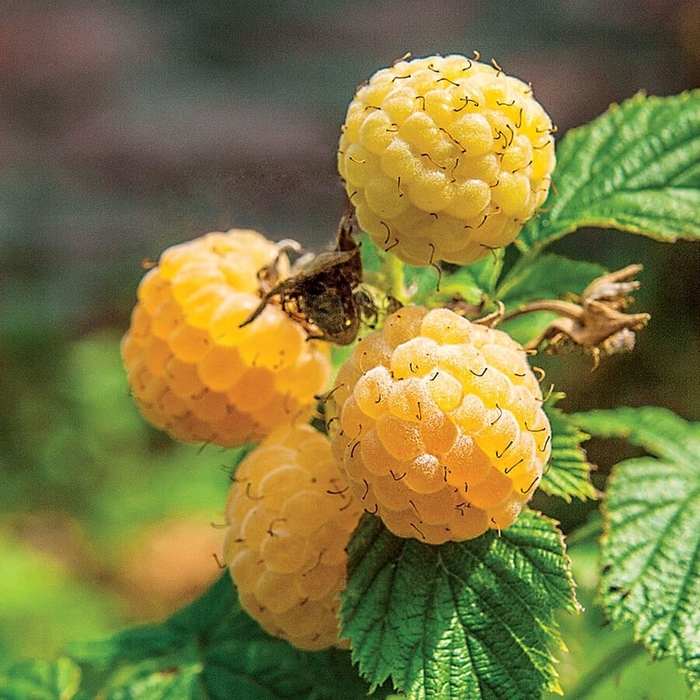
[501, 264, 650, 368]
[532, 265, 650, 367]
[240, 207, 376, 345]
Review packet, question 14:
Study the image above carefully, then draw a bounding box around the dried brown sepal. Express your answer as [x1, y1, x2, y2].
[581, 263, 644, 309]
[240, 206, 375, 345]
[253, 239, 303, 293]
[501, 265, 650, 368]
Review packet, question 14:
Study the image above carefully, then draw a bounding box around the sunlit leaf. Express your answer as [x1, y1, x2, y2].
[520, 91, 700, 250]
[573, 407, 700, 690]
[540, 405, 597, 503]
[342, 512, 578, 699]
[69, 575, 386, 700]
[0, 657, 81, 700]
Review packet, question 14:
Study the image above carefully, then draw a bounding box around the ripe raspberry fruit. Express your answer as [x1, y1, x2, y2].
[121, 230, 331, 448]
[328, 306, 551, 545]
[337, 54, 556, 266]
[223, 424, 363, 650]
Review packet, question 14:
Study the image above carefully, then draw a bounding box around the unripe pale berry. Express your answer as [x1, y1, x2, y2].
[338, 54, 556, 265]
[121, 230, 332, 447]
[223, 424, 363, 650]
[328, 306, 551, 545]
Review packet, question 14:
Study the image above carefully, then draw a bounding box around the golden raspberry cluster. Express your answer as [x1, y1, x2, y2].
[223, 425, 363, 650]
[121, 230, 331, 447]
[337, 54, 556, 266]
[119, 53, 559, 651]
[329, 306, 551, 545]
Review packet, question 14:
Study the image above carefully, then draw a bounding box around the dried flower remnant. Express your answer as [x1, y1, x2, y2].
[503, 265, 650, 368]
[241, 208, 382, 345]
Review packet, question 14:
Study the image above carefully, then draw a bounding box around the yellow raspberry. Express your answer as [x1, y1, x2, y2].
[223, 424, 363, 650]
[121, 230, 332, 448]
[329, 306, 551, 545]
[337, 54, 556, 266]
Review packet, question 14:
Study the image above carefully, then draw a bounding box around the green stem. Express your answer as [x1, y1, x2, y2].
[500, 298, 585, 322]
[563, 640, 647, 700]
[495, 244, 541, 298]
[385, 253, 408, 304]
[562, 514, 604, 548]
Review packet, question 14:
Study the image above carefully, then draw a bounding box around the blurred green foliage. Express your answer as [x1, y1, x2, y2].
[0, 332, 234, 664]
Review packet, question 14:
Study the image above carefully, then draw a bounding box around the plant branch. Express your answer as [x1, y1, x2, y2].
[494, 265, 650, 365]
[500, 299, 585, 323]
[385, 253, 408, 305]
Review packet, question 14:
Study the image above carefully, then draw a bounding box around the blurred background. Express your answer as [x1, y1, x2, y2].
[1, 0, 698, 695]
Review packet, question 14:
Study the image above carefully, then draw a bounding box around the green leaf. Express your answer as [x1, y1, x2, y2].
[497, 255, 605, 308]
[572, 407, 700, 690]
[520, 91, 700, 250]
[401, 262, 444, 303]
[358, 232, 385, 277]
[87, 658, 203, 700]
[540, 404, 597, 503]
[544, 534, 697, 700]
[70, 574, 386, 700]
[398, 252, 504, 322]
[68, 625, 184, 673]
[359, 230, 503, 312]
[468, 250, 505, 295]
[342, 511, 578, 699]
[496, 254, 606, 346]
[417, 265, 482, 307]
[0, 657, 81, 700]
